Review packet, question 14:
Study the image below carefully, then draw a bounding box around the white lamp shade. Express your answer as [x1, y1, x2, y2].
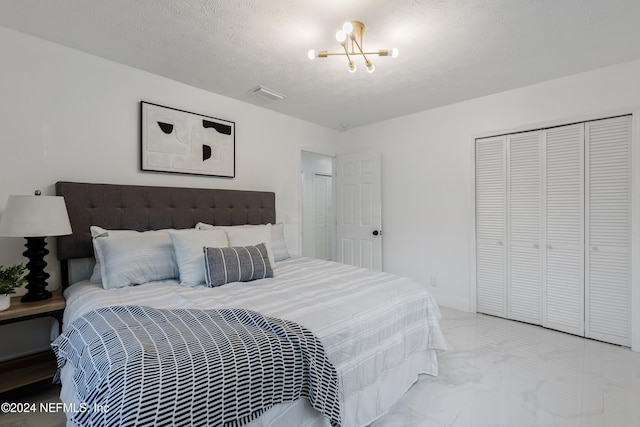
[0, 195, 72, 237]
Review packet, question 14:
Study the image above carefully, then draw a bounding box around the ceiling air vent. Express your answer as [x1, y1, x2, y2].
[251, 86, 285, 101]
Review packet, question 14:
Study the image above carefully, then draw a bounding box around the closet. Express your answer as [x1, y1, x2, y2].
[476, 115, 632, 346]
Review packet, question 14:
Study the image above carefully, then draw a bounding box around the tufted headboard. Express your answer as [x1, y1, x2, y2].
[55, 181, 276, 285]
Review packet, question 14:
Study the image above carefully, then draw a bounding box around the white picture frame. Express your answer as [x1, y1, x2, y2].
[140, 101, 235, 178]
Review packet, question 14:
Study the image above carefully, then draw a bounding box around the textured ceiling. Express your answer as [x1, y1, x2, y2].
[1, 0, 640, 130]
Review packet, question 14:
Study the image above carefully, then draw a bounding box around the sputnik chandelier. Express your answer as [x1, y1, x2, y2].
[308, 21, 399, 73]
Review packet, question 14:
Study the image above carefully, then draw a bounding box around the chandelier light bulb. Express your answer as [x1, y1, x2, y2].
[335, 30, 346, 44]
[366, 61, 375, 73]
[308, 49, 316, 60]
[391, 48, 399, 58]
[348, 61, 357, 73]
[342, 21, 354, 35]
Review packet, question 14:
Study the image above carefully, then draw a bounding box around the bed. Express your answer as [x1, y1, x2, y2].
[53, 181, 446, 427]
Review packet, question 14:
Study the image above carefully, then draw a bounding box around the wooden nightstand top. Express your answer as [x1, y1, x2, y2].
[0, 290, 65, 322]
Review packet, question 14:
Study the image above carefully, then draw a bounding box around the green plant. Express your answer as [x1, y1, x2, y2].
[0, 264, 27, 295]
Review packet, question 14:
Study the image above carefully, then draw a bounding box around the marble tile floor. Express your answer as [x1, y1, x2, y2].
[0, 383, 65, 427]
[371, 307, 640, 427]
[2, 307, 639, 426]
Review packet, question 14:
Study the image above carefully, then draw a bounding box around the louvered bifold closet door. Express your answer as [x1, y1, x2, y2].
[476, 136, 507, 317]
[543, 124, 585, 336]
[585, 116, 632, 346]
[507, 131, 543, 325]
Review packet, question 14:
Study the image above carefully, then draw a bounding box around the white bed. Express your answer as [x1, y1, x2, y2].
[59, 256, 445, 426]
[53, 181, 446, 427]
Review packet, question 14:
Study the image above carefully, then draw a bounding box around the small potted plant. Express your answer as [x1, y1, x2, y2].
[0, 264, 27, 311]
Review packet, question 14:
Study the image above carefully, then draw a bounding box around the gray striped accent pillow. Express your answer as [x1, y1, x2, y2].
[204, 243, 273, 287]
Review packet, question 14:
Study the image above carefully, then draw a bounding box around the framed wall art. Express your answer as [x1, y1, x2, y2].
[140, 101, 235, 178]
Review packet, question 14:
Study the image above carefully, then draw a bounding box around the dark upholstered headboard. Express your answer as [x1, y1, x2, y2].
[55, 181, 276, 263]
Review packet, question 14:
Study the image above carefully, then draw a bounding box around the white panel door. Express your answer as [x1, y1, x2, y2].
[585, 116, 632, 346]
[476, 136, 507, 317]
[507, 131, 543, 325]
[336, 152, 382, 270]
[543, 124, 585, 336]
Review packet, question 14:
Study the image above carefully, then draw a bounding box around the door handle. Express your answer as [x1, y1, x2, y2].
[372, 230, 382, 236]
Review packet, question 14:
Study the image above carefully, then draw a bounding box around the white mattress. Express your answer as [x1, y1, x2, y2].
[60, 256, 446, 426]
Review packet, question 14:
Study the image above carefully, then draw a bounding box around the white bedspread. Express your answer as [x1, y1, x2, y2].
[61, 257, 446, 426]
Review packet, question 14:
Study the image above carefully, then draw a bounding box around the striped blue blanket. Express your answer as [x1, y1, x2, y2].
[52, 306, 341, 427]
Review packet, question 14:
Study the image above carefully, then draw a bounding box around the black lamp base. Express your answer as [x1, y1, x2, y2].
[21, 237, 52, 302]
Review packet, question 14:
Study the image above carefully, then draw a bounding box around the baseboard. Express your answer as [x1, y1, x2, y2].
[431, 293, 471, 312]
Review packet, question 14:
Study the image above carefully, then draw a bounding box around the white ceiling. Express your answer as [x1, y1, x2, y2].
[1, 0, 640, 131]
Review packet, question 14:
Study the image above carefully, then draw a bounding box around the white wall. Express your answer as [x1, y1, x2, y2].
[338, 59, 640, 349]
[0, 26, 339, 360]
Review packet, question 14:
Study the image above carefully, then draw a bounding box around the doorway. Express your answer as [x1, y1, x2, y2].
[301, 151, 335, 260]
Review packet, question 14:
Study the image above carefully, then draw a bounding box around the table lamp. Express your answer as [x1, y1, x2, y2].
[0, 191, 72, 301]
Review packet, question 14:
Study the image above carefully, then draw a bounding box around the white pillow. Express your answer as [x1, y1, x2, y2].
[223, 225, 275, 267]
[270, 223, 290, 262]
[169, 229, 229, 287]
[89, 226, 137, 284]
[93, 230, 178, 289]
[195, 222, 221, 231]
[195, 222, 285, 263]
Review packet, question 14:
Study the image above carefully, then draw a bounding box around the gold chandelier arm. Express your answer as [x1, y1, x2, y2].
[349, 36, 374, 72]
[350, 36, 370, 64]
[341, 44, 353, 61]
[342, 44, 356, 72]
[319, 51, 391, 57]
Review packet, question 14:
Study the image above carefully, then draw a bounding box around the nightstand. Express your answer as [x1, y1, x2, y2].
[0, 290, 65, 393]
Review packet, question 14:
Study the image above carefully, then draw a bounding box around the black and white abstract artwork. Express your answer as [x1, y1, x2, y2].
[140, 102, 235, 178]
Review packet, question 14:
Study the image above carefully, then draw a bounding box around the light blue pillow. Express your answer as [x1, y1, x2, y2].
[93, 231, 178, 289]
[89, 226, 138, 284]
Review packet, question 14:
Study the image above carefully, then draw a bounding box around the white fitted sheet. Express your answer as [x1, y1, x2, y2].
[60, 257, 446, 426]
